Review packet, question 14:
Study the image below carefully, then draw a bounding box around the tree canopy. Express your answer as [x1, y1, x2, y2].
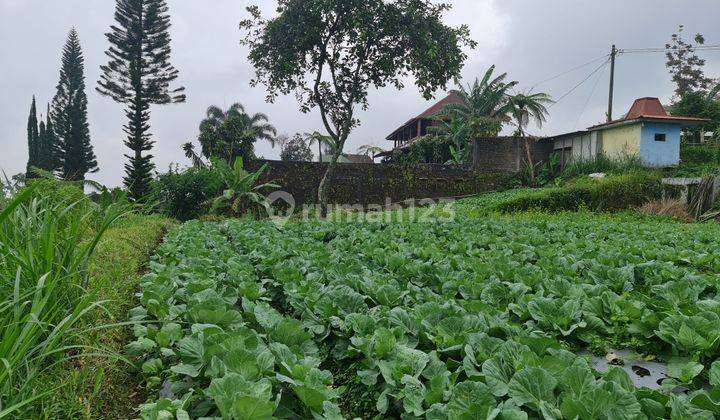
[436, 67, 518, 140]
[280, 134, 314, 162]
[670, 90, 720, 143]
[240, 0, 475, 211]
[183, 103, 276, 166]
[666, 25, 715, 98]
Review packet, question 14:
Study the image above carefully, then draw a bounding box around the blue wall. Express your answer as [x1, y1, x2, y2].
[639, 122, 681, 167]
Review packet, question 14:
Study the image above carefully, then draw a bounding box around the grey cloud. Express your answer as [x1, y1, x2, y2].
[1, 0, 718, 186]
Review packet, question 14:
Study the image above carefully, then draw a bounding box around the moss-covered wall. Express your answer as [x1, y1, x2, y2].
[247, 160, 512, 207]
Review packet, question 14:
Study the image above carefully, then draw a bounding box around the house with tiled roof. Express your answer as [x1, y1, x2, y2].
[383, 91, 465, 151]
[321, 153, 374, 164]
[550, 97, 708, 167]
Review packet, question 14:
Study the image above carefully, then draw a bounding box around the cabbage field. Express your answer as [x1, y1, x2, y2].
[130, 215, 720, 419]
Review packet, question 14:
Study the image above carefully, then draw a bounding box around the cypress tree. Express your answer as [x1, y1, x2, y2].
[26, 96, 39, 176]
[36, 106, 59, 172]
[37, 118, 49, 171]
[51, 28, 97, 180]
[97, 0, 185, 199]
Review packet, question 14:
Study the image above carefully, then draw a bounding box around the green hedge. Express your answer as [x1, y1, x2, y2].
[463, 171, 663, 214]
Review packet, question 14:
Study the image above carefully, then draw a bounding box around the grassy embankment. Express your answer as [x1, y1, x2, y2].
[23, 214, 173, 419]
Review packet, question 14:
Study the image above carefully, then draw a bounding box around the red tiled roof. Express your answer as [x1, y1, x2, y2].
[589, 97, 709, 130]
[626, 97, 667, 119]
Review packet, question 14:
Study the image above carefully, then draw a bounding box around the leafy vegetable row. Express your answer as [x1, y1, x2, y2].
[128, 222, 342, 419]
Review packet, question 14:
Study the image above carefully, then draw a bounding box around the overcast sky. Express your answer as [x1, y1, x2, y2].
[1, 0, 719, 186]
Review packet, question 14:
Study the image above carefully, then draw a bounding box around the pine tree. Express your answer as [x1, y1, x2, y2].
[45, 104, 59, 171]
[97, 0, 185, 199]
[51, 28, 97, 180]
[26, 96, 39, 176]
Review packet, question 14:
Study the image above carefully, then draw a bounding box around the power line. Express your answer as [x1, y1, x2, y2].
[550, 58, 610, 107]
[620, 45, 720, 54]
[573, 60, 607, 130]
[530, 54, 610, 90]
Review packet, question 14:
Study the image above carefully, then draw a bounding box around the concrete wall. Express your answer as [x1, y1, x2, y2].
[553, 132, 598, 165]
[639, 122, 681, 167]
[599, 124, 641, 158]
[472, 137, 553, 172]
[246, 160, 510, 207]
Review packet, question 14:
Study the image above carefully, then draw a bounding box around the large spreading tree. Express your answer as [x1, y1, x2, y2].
[97, 0, 185, 199]
[240, 0, 475, 214]
[51, 28, 97, 180]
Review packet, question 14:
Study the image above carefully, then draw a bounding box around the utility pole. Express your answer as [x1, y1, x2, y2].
[607, 44, 617, 122]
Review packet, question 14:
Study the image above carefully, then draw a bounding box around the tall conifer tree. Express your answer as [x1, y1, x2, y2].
[37, 118, 48, 171]
[26, 96, 39, 176]
[36, 106, 59, 172]
[45, 104, 59, 171]
[51, 28, 97, 180]
[97, 0, 185, 199]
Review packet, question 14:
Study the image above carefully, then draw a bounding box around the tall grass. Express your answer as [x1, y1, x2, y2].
[556, 152, 644, 180]
[0, 186, 126, 417]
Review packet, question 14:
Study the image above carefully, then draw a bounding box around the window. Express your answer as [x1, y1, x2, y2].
[654, 133, 666, 142]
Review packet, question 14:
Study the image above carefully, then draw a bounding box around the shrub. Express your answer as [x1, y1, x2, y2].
[680, 144, 720, 165]
[18, 178, 87, 207]
[481, 171, 663, 213]
[152, 167, 223, 221]
[382, 136, 454, 164]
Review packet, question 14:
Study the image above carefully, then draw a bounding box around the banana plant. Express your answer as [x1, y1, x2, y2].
[210, 158, 279, 217]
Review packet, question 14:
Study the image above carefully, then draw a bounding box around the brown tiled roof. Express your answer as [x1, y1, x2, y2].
[344, 154, 374, 164]
[385, 91, 465, 141]
[415, 91, 465, 119]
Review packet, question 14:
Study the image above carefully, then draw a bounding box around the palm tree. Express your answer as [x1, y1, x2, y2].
[187, 103, 277, 165]
[508, 91, 553, 185]
[305, 131, 335, 162]
[436, 66, 518, 140]
[427, 113, 470, 163]
[182, 142, 206, 168]
[357, 144, 384, 161]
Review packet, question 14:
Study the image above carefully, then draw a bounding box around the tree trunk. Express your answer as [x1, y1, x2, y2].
[318, 148, 341, 217]
[523, 138, 536, 187]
